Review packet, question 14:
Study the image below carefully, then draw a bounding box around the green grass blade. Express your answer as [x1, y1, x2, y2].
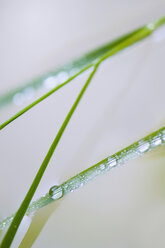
[0, 15, 165, 246]
[0, 27, 143, 109]
[1, 16, 165, 131]
[0, 30, 142, 130]
[0, 16, 164, 111]
[0, 66, 91, 130]
[1, 126, 165, 231]
[0, 65, 99, 248]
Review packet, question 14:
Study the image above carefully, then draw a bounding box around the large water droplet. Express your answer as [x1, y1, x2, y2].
[49, 185, 64, 200]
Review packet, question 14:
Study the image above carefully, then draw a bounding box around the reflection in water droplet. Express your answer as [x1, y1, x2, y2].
[138, 141, 150, 153]
[49, 185, 64, 200]
[107, 157, 117, 168]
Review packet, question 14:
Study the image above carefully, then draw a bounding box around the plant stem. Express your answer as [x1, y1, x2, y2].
[0, 26, 145, 109]
[0, 16, 165, 130]
[0, 127, 165, 231]
[0, 65, 99, 248]
[0, 66, 91, 130]
[0, 15, 165, 246]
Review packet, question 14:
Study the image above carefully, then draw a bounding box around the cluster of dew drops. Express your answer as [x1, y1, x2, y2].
[49, 129, 165, 200]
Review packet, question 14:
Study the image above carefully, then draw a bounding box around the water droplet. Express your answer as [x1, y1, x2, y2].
[147, 23, 155, 31]
[152, 136, 162, 146]
[80, 183, 84, 187]
[107, 157, 117, 167]
[43, 76, 59, 89]
[49, 185, 64, 200]
[162, 130, 165, 141]
[138, 141, 150, 153]
[71, 189, 74, 193]
[57, 72, 68, 83]
[13, 92, 25, 106]
[23, 87, 34, 100]
[69, 68, 79, 76]
[100, 164, 105, 170]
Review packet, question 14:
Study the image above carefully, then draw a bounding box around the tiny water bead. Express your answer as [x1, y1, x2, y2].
[138, 141, 150, 153]
[48, 129, 165, 202]
[13, 92, 25, 106]
[147, 23, 155, 31]
[80, 183, 84, 187]
[57, 71, 69, 83]
[0, 216, 14, 230]
[99, 163, 105, 170]
[107, 157, 117, 168]
[162, 130, 165, 141]
[12, 87, 35, 106]
[49, 185, 64, 200]
[1, 128, 165, 231]
[43, 76, 59, 89]
[23, 87, 35, 100]
[151, 136, 162, 146]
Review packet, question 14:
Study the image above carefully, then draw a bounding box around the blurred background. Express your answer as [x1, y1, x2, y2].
[0, 0, 165, 247]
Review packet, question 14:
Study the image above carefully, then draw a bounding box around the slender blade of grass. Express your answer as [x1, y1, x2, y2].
[0, 126, 165, 231]
[0, 26, 143, 109]
[0, 15, 165, 247]
[0, 16, 164, 111]
[0, 66, 91, 130]
[0, 65, 99, 248]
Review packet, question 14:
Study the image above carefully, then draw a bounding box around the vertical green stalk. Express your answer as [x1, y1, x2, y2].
[0, 64, 99, 248]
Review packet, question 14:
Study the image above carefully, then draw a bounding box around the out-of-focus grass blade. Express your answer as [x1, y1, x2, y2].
[0, 26, 148, 109]
[0, 16, 165, 130]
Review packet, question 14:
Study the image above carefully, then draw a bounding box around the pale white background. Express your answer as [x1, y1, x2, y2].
[0, 0, 165, 247]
